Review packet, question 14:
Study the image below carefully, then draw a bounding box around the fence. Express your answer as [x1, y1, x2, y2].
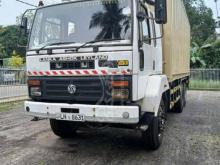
[190, 69, 220, 90]
[0, 68, 28, 103]
[0, 68, 219, 104]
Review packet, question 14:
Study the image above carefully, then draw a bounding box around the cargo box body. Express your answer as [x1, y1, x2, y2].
[162, 0, 191, 82]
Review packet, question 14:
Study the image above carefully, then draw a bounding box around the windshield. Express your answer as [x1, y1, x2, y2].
[28, 0, 132, 50]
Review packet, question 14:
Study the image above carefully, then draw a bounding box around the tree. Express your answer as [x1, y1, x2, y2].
[183, 0, 216, 45]
[200, 40, 220, 68]
[0, 25, 27, 58]
[89, 0, 130, 40]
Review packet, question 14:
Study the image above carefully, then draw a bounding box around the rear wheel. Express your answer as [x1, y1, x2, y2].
[50, 119, 79, 138]
[142, 100, 167, 150]
[174, 83, 185, 113]
[183, 83, 187, 107]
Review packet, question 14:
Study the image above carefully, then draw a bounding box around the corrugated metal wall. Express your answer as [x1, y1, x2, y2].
[162, 0, 190, 82]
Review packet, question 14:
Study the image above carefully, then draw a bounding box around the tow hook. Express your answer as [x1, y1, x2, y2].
[138, 125, 149, 131]
[31, 117, 45, 121]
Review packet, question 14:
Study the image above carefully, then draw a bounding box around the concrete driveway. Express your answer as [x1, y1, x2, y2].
[0, 91, 219, 165]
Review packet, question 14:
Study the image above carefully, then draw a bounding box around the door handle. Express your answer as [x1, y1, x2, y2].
[139, 49, 144, 71]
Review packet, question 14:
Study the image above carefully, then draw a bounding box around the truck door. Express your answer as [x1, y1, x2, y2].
[137, 4, 162, 99]
[149, 12, 163, 74]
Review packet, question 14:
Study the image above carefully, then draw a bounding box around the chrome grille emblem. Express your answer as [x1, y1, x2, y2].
[67, 84, 76, 94]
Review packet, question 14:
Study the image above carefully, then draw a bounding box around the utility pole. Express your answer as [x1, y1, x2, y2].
[214, 0, 219, 18]
[215, 0, 220, 39]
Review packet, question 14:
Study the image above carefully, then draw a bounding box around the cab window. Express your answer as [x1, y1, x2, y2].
[150, 12, 157, 47]
[139, 5, 151, 45]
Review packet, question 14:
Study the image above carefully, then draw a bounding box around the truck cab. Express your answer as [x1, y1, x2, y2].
[23, 0, 189, 150]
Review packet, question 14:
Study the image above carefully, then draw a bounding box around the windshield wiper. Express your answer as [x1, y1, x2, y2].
[36, 41, 76, 52]
[75, 39, 123, 52]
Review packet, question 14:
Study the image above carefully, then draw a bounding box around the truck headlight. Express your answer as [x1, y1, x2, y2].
[112, 89, 129, 99]
[111, 81, 129, 100]
[28, 80, 41, 97]
[30, 87, 42, 97]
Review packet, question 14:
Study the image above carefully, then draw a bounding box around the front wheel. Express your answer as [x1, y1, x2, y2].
[142, 100, 167, 150]
[50, 119, 79, 138]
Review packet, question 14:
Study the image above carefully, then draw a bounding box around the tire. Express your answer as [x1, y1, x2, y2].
[174, 84, 184, 113]
[50, 119, 79, 138]
[142, 100, 167, 150]
[183, 83, 187, 107]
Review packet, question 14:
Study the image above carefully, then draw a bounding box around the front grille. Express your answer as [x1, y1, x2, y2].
[44, 77, 105, 102]
[50, 60, 95, 70]
[29, 76, 132, 104]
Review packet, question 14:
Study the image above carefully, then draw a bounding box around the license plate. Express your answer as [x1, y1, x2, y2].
[56, 113, 85, 121]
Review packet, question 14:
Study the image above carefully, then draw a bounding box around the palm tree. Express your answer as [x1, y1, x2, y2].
[89, 0, 130, 40]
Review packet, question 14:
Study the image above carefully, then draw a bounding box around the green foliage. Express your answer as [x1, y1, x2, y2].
[190, 42, 206, 68]
[0, 25, 27, 58]
[190, 40, 220, 68]
[190, 79, 220, 90]
[8, 51, 24, 68]
[200, 40, 220, 68]
[183, 0, 216, 46]
[184, 0, 219, 68]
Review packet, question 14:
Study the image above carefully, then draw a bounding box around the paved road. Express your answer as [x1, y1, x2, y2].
[0, 91, 220, 165]
[0, 85, 27, 99]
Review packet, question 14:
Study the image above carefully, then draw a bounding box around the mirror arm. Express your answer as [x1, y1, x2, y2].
[152, 24, 164, 40]
[145, 24, 164, 41]
[138, 39, 143, 49]
[157, 24, 164, 39]
[145, 16, 156, 21]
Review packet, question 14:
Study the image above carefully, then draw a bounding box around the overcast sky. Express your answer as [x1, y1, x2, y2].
[0, 0, 219, 26]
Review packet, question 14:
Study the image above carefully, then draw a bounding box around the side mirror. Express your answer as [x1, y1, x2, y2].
[17, 9, 36, 48]
[137, 11, 146, 22]
[155, 0, 167, 24]
[20, 17, 28, 36]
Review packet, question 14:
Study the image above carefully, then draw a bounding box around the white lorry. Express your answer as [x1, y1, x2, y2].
[22, 0, 190, 150]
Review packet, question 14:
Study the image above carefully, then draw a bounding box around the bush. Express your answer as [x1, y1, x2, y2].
[190, 42, 206, 68]
[201, 40, 220, 68]
[8, 51, 24, 68]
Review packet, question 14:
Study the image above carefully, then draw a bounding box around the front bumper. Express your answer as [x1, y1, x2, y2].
[25, 101, 139, 124]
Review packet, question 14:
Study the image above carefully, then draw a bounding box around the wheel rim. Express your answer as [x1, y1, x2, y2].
[158, 105, 166, 140]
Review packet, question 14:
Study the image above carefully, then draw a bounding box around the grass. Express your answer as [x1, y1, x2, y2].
[0, 101, 23, 112]
[190, 79, 220, 90]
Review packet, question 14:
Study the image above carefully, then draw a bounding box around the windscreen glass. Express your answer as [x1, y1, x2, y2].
[29, 0, 132, 50]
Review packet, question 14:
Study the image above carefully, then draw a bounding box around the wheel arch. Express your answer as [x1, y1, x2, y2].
[139, 75, 169, 116]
